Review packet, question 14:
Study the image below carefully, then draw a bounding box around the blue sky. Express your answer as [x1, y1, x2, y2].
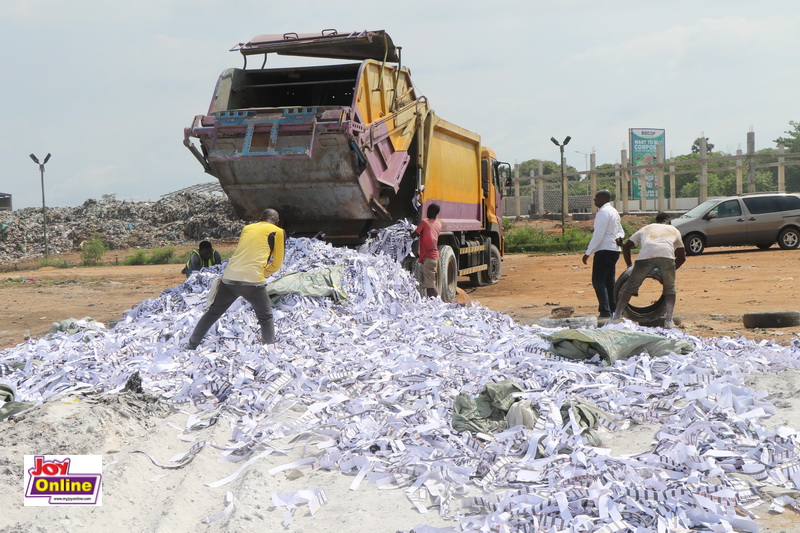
[2, 0, 798, 209]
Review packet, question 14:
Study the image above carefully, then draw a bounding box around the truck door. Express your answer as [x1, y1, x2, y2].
[482, 159, 508, 228]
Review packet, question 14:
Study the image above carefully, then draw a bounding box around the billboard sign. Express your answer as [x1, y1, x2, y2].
[629, 128, 665, 200]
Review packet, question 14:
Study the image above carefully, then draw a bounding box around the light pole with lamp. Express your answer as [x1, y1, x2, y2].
[29, 152, 51, 262]
[550, 136, 571, 235]
[574, 148, 596, 174]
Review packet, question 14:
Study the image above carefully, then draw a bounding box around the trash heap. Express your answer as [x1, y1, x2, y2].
[2, 231, 800, 531]
[0, 192, 243, 263]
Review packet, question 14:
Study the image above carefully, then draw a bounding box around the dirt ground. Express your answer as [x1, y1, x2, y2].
[1, 225, 799, 350]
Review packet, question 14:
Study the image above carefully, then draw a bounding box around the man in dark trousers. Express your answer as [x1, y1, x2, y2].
[186, 209, 284, 349]
[413, 203, 443, 298]
[611, 212, 686, 328]
[182, 240, 222, 278]
[582, 190, 624, 318]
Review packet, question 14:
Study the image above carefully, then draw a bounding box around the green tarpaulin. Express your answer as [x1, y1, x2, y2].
[451, 380, 608, 448]
[265, 266, 348, 305]
[546, 328, 694, 364]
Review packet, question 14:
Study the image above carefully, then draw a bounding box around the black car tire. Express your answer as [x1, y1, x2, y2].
[684, 233, 705, 255]
[778, 227, 800, 250]
[755, 243, 773, 250]
[742, 311, 800, 329]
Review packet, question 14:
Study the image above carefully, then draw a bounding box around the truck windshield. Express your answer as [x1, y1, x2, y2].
[678, 199, 718, 219]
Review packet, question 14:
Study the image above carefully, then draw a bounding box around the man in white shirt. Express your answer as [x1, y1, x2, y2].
[582, 190, 624, 318]
[611, 212, 686, 328]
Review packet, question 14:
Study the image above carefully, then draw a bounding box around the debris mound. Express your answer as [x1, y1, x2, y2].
[0, 192, 243, 263]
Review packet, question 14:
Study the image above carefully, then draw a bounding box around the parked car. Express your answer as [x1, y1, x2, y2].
[671, 193, 800, 255]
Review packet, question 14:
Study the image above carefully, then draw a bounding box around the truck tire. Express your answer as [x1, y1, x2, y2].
[684, 233, 705, 255]
[778, 227, 800, 250]
[613, 266, 667, 325]
[742, 311, 800, 329]
[478, 244, 502, 285]
[438, 245, 458, 303]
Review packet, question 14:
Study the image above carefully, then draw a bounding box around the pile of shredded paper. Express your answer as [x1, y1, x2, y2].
[2, 225, 800, 532]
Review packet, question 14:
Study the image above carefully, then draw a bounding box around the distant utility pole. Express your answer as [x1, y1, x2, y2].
[575, 148, 595, 173]
[29, 152, 51, 261]
[551, 136, 571, 235]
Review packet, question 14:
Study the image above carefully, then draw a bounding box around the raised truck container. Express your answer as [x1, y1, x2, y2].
[184, 30, 508, 301]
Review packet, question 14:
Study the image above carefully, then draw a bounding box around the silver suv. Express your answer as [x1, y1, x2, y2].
[671, 193, 800, 255]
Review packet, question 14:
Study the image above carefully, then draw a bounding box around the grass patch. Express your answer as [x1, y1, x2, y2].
[122, 246, 178, 266]
[504, 224, 592, 253]
[38, 258, 70, 268]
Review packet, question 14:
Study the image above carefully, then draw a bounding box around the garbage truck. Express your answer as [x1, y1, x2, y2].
[184, 29, 508, 301]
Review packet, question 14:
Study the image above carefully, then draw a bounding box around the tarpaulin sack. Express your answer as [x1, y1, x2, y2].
[265, 266, 348, 305]
[546, 328, 693, 364]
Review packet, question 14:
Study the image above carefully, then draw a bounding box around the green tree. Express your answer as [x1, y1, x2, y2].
[774, 120, 800, 192]
[774, 120, 800, 151]
[80, 235, 108, 266]
[691, 137, 715, 154]
[518, 159, 577, 177]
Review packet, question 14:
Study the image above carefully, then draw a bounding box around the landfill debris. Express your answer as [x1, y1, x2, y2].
[1, 227, 800, 531]
[0, 192, 244, 263]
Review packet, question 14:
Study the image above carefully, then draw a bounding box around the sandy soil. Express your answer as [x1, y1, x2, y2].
[2, 233, 798, 350]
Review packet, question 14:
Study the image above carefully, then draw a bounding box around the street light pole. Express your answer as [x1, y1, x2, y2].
[574, 148, 596, 174]
[551, 136, 571, 235]
[29, 152, 51, 262]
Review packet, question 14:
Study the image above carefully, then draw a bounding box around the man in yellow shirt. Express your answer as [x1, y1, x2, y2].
[186, 208, 285, 349]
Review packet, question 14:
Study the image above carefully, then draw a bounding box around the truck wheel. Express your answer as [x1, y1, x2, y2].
[778, 227, 800, 250]
[684, 233, 705, 255]
[437, 245, 458, 303]
[478, 244, 502, 285]
[613, 266, 667, 324]
[743, 311, 800, 329]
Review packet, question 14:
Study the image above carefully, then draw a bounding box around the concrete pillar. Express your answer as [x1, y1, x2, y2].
[656, 144, 665, 213]
[735, 149, 743, 194]
[529, 169, 535, 216]
[537, 161, 544, 216]
[699, 137, 708, 203]
[669, 157, 676, 210]
[514, 164, 521, 217]
[589, 152, 597, 214]
[621, 149, 629, 215]
[747, 131, 756, 193]
[778, 144, 785, 192]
